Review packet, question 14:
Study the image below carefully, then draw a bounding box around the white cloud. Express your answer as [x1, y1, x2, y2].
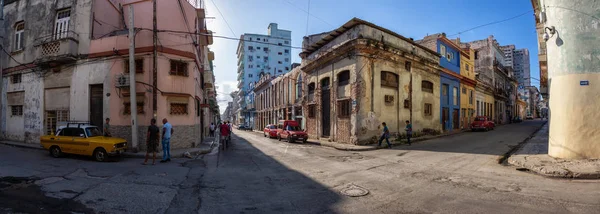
[215, 81, 238, 114]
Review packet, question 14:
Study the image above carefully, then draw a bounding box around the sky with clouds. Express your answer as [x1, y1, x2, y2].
[204, 0, 540, 114]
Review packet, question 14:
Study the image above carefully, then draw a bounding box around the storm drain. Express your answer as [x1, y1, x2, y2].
[340, 184, 369, 197]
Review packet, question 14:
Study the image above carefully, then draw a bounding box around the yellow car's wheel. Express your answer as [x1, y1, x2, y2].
[50, 146, 62, 158]
[93, 148, 107, 162]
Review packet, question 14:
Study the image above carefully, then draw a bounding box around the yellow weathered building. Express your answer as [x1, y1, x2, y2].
[458, 46, 476, 128]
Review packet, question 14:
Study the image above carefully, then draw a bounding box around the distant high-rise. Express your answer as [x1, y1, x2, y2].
[236, 23, 292, 126]
[514, 49, 531, 86]
[501, 45, 531, 87]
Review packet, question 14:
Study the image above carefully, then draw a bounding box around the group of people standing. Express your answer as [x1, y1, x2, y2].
[103, 117, 173, 165]
[143, 118, 173, 165]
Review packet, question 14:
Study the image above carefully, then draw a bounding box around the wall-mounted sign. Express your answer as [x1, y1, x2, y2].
[580, 80, 589, 86]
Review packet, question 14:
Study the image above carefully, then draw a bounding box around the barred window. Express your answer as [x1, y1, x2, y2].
[170, 103, 188, 115]
[12, 74, 22, 84]
[123, 102, 145, 115]
[11, 105, 23, 116]
[170, 60, 188, 76]
[338, 100, 351, 118]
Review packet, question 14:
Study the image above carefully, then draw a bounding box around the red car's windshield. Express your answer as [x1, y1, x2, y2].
[475, 117, 486, 121]
[268, 125, 276, 129]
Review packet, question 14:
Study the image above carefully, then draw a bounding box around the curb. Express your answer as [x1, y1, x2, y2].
[498, 121, 548, 164]
[0, 141, 44, 150]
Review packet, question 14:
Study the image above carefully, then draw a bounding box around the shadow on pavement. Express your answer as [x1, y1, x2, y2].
[199, 132, 342, 213]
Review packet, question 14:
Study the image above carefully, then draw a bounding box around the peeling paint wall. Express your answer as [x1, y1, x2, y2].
[302, 23, 442, 145]
[3, 71, 44, 143]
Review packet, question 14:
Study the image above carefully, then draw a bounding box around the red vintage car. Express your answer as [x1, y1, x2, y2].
[277, 120, 308, 143]
[471, 116, 495, 131]
[263, 124, 277, 138]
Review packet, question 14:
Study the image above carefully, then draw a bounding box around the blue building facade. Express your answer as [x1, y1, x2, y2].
[437, 39, 461, 131]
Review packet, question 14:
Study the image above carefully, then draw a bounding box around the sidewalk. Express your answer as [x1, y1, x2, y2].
[0, 138, 215, 159]
[122, 137, 216, 159]
[0, 140, 44, 150]
[251, 128, 468, 151]
[507, 123, 600, 179]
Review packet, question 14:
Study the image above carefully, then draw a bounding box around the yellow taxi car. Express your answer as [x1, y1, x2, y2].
[40, 122, 128, 162]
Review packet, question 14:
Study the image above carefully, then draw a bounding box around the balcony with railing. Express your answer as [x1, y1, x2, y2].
[493, 59, 508, 76]
[33, 31, 79, 65]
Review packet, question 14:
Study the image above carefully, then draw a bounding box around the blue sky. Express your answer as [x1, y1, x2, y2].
[205, 0, 539, 113]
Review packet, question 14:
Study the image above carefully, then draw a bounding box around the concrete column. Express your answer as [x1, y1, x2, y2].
[542, 0, 600, 159]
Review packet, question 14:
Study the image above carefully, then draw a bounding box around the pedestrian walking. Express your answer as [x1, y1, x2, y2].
[220, 122, 230, 150]
[378, 122, 392, 149]
[209, 122, 215, 137]
[143, 118, 160, 165]
[405, 120, 412, 146]
[160, 118, 173, 163]
[103, 118, 112, 137]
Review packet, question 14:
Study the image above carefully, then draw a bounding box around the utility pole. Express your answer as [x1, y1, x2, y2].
[152, 0, 158, 118]
[128, 5, 139, 151]
[0, 0, 5, 138]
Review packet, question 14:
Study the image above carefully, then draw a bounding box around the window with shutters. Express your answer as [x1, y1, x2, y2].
[421, 81, 433, 93]
[308, 104, 316, 118]
[14, 22, 24, 51]
[169, 60, 188, 76]
[338, 99, 351, 118]
[424, 103, 432, 116]
[381, 71, 398, 88]
[170, 103, 188, 115]
[54, 9, 71, 40]
[124, 59, 144, 73]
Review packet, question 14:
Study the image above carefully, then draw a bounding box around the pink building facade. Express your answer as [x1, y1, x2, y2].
[1, 0, 216, 150]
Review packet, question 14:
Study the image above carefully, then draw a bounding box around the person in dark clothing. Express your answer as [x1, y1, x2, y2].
[378, 122, 392, 149]
[405, 120, 412, 146]
[143, 118, 160, 165]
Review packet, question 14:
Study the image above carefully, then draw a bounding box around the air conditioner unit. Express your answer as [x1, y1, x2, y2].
[115, 74, 130, 87]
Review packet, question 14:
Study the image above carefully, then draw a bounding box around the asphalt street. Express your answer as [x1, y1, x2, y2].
[1, 120, 599, 213]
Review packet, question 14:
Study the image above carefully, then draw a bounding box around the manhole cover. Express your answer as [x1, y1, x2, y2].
[340, 184, 369, 197]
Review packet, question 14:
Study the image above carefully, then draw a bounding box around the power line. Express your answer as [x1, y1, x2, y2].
[209, 0, 237, 37]
[281, 0, 334, 27]
[448, 10, 534, 37]
[305, 0, 311, 36]
[0, 45, 26, 66]
[141, 28, 305, 49]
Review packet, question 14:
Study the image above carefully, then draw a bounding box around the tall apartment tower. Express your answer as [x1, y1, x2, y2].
[236, 23, 292, 126]
[514, 49, 531, 87]
[501, 45, 531, 87]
